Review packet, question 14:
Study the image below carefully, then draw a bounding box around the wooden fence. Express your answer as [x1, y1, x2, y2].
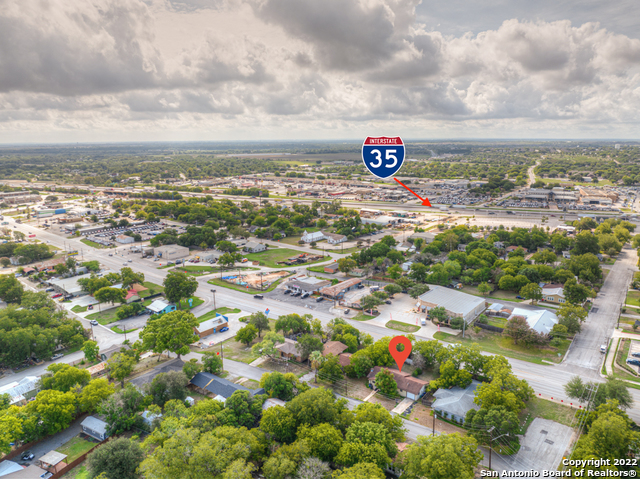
[49, 436, 115, 479]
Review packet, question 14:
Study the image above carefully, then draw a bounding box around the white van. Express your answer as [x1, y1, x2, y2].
[420, 318, 427, 326]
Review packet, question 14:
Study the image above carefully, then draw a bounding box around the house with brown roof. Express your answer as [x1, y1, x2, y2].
[130, 283, 148, 294]
[338, 352, 352, 367]
[320, 278, 362, 299]
[276, 338, 303, 362]
[324, 262, 339, 274]
[366, 366, 428, 400]
[323, 231, 347, 245]
[323, 341, 348, 357]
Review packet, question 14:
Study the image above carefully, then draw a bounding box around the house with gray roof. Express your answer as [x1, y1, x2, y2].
[190, 372, 265, 404]
[431, 380, 481, 424]
[81, 416, 109, 441]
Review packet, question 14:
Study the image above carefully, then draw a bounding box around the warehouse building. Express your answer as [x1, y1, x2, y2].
[155, 244, 189, 260]
[418, 286, 486, 324]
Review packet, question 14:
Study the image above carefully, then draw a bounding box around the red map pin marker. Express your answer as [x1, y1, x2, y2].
[389, 336, 412, 372]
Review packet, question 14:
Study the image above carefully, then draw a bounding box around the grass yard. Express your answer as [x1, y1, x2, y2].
[436, 330, 571, 365]
[111, 325, 138, 334]
[71, 305, 87, 313]
[197, 307, 241, 323]
[385, 320, 420, 333]
[626, 291, 640, 307]
[178, 296, 204, 310]
[241, 379, 261, 389]
[57, 436, 96, 462]
[85, 307, 120, 325]
[244, 248, 328, 268]
[521, 397, 578, 429]
[80, 239, 112, 249]
[352, 312, 375, 321]
[139, 281, 164, 298]
[604, 257, 617, 265]
[307, 265, 327, 273]
[487, 318, 507, 328]
[61, 465, 90, 479]
[460, 285, 521, 303]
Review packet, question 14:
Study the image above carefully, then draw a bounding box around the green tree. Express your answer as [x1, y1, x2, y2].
[106, 352, 135, 387]
[297, 334, 323, 361]
[383, 283, 402, 296]
[337, 258, 356, 273]
[353, 402, 406, 441]
[236, 324, 258, 346]
[309, 350, 325, 383]
[387, 264, 402, 280]
[162, 270, 198, 309]
[94, 287, 126, 305]
[0, 413, 22, 454]
[149, 370, 189, 407]
[260, 371, 295, 401]
[82, 340, 99, 362]
[248, 311, 270, 338]
[408, 283, 429, 299]
[563, 278, 593, 305]
[25, 389, 77, 436]
[332, 463, 385, 479]
[557, 304, 587, 334]
[477, 282, 491, 296]
[374, 369, 397, 397]
[335, 441, 390, 470]
[41, 363, 90, 392]
[260, 405, 297, 444]
[140, 310, 199, 359]
[503, 316, 532, 345]
[182, 358, 202, 379]
[286, 387, 352, 430]
[360, 294, 382, 314]
[572, 231, 600, 256]
[398, 433, 483, 479]
[87, 437, 145, 479]
[78, 378, 115, 413]
[409, 262, 428, 282]
[119, 267, 145, 289]
[319, 354, 343, 384]
[519, 283, 542, 303]
[298, 423, 344, 462]
[202, 351, 223, 374]
[0, 274, 24, 303]
[252, 332, 285, 359]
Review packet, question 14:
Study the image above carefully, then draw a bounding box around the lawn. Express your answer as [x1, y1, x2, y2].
[460, 285, 522, 303]
[613, 338, 640, 381]
[487, 318, 507, 328]
[244, 248, 328, 268]
[71, 305, 87, 313]
[61, 465, 89, 479]
[80, 239, 112, 249]
[307, 265, 328, 273]
[85, 307, 120, 325]
[178, 296, 204, 309]
[197, 307, 241, 323]
[436, 330, 571, 365]
[139, 281, 164, 298]
[521, 397, 578, 429]
[207, 274, 291, 294]
[626, 291, 640, 307]
[111, 325, 138, 334]
[57, 436, 96, 462]
[385, 320, 420, 333]
[351, 312, 375, 321]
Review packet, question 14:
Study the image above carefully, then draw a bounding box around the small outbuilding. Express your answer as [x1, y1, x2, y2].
[81, 416, 109, 442]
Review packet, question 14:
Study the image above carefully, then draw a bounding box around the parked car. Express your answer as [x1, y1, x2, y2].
[631, 352, 640, 358]
[627, 359, 640, 367]
[254, 294, 264, 299]
[316, 297, 324, 302]
[45, 288, 54, 292]
[50, 353, 63, 361]
[219, 327, 229, 333]
[51, 293, 62, 299]
[88, 305, 93, 310]
[385, 300, 392, 305]
[301, 292, 310, 299]
[128, 259, 133, 263]
[90, 320, 99, 326]
[22, 452, 34, 461]
[344, 309, 350, 314]
[515, 295, 524, 299]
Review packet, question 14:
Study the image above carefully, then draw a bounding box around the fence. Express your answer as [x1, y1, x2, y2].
[49, 436, 115, 479]
[476, 323, 504, 333]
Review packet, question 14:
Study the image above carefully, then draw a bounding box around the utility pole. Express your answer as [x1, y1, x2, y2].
[210, 288, 217, 312]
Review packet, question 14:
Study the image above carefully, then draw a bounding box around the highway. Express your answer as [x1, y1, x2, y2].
[3, 208, 640, 427]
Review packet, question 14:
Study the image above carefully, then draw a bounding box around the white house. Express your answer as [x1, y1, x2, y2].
[323, 232, 347, 244]
[115, 234, 134, 244]
[509, 307, 558, 335]
[244, 241, 266, 253]
[301, 230, 326, 243]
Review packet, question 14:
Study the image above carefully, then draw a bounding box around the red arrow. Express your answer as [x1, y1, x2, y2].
[394, 178, 432, 207]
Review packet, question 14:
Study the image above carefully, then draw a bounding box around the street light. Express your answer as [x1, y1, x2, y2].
[210, 289, 217, 312]
[487, 427, 510, 470]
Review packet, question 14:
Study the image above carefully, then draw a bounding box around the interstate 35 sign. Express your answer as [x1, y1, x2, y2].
[361, 136, 405, 179]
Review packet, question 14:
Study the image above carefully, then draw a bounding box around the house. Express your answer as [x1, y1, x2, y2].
[301, 230, 326, 243]
[195, 314, 228, 338]
[244, 241, 266, 253]
[431, 380, 481, 424]
[323, 341, 348, 357]
[418, 286, 486, 323]
[38, 451, 68, 474]
[146, 299, 176, 315]
[366, 366, 428, 400]
[409, 231, 436, 244]
[130, 283, 148, 295]
[190, 372, 265, 403]
[276, 338, 304, 362]
[562, 251, 571, 259]
[287, 276, 331, 293]
[141, 410, 162, 428]
[124, 289, 140, 303]
[457, 244, 467, 252]
[115, 234, 134, 244]
[542, 285, 566, 304]
[324, 262, 339, 274]
[0, 461, 25, 477]
[506, 245, 528, 253]
[86, 361, 107, 378]
[0, 376, 40, 405]
[338, 353, 352, 367]
[486, 303, 511, 318]
[0, 465, 50, 478]
[509, 308, 558, 335]
[493, 241, 505, 249]
[320, 278, 362, 299]
[349, 268, 365, 277]
[323, 231, 347, 245]
[81, 416, 109, 441]
[402, 261, 413, 272]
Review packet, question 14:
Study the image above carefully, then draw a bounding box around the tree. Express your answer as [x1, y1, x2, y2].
[25, 389, 77, 436]
[87, 437, 144, 479]
[182, 358, 202, 379]
[564, 376, 633, 410]
[0, 257, 10, 268]
[409, 262, 428, 282]
[220, 390, 265, 428]
[408, 284, 429, 299]
[398, 433, 483, 479]
[332, 463, 385, 479]
[106, 352, 135, 387]
[475, 360, 534, 413]
[0, 274, 23, 303]
[120, 267, 145, 289]
[360, 294, 382, 314]
[387, 264, 402, 280]
[297, 334, 323, 361]
[572, 231, 600, 255]
[252, 332, 285, 359]
[249, 311, 270, 338]
[296, 457, 331, 479]
[384, 283, 402, 296]
[465, 406, 520, 447]
[163, 271, 198, 309]
[149, 371, 189, 407]
[41, 363, 90, 392]
[319, 354, 343, 384]
[286, 387, 351, 430]
[298, 423, 344, 462]
[335, 441, 390, 470]
[557, 304, 587, 334]
[429, 306, 448, 323]
[532, 249, 557, 264]
[563, 278, 593, 304]
[309, 350, 325, 383]
[374, 369, 397, 397]
[236, 324, 258, 346]
[140, 310, 199, 359]
[260, 405, 297, 444]
[202, 351, 223, 374]
[337, 258, 356, 273]
[94, 287, 126, 305]
[82, 340, 99, 362]
[520, 283, 542, 303]
[0, 413, 22, 455]
[260, 371, 296, 401]
[477, 282, 491, 296]
[78, 378, 115, 413]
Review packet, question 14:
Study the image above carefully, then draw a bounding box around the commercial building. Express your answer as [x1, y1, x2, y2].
[287, 275, 331, 293]
[0, 376, 41, 405]
[146, 299, 176, 316]
[0, 191, 41, 205]
[320, 278, 362, 299]
[154, 244, 189, 260]
[323, 232, 347, 244]
[244, 241, 266, 253]
[195, 314, 229, 338]
[48, 273, 93, 297]
[324, 262, 339, 274]
[115, 234, 135, 244]
[418, 286, 486, 323]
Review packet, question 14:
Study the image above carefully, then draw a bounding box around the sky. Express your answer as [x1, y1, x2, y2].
[0, 0, 639, 143]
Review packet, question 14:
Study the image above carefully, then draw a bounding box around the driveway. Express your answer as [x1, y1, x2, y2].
[365, 293, 441, 338]
[18, 417, 84, 466]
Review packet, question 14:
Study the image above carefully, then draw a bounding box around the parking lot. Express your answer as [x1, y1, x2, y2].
[82, 221, 168, 247]
[265, 286, 336, 314]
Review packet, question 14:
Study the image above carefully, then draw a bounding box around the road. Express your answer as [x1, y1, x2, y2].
[4, 211, 640, 428]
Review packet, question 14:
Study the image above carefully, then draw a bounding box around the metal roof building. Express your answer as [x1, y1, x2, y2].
[418, 286, 486, 323]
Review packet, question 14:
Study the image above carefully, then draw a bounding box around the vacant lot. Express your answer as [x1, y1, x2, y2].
[521, 397, 578, 429]
[139, 281, 164, 298]
[245, 248, 327, 268]
[86, 307, 120, 325]
[626, 291, 640, 307]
